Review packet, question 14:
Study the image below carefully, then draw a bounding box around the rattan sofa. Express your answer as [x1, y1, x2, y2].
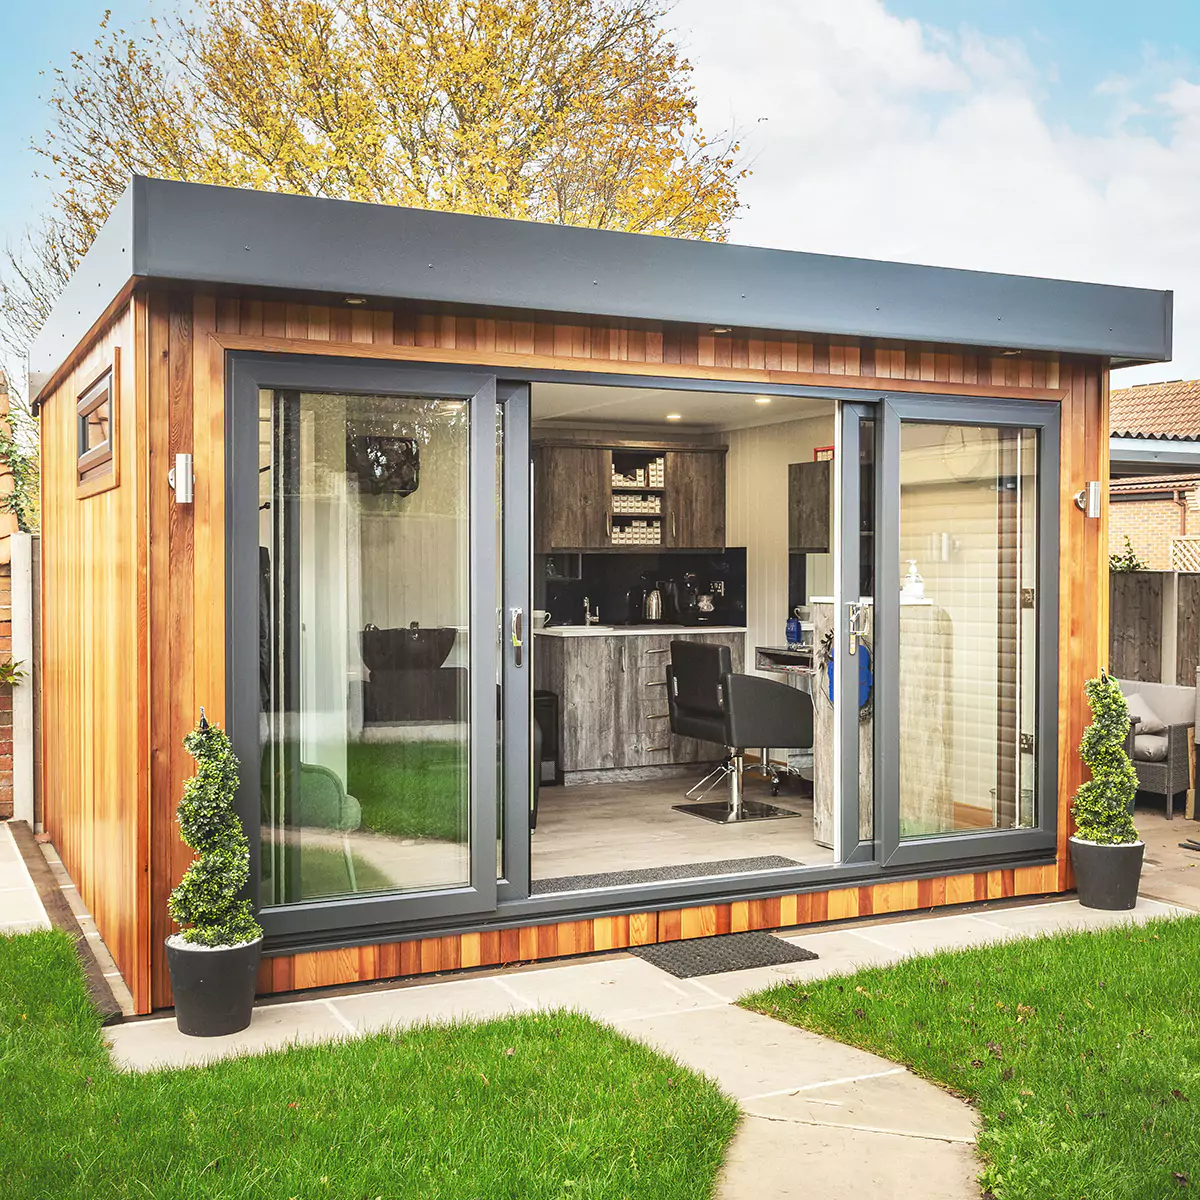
[1117, 674, 1200, 820]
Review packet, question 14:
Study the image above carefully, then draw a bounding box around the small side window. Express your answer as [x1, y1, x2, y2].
[77, 352, 118, 495]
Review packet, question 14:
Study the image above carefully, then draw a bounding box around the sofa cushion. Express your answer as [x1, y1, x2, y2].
[1133, 733, 1169, 762]
[1125, 691, 1166, 735]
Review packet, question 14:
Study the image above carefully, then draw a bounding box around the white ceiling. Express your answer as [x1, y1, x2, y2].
[530, 382, 832, 432]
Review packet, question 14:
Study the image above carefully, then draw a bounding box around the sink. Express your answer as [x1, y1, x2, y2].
[360, 624, 456, 671]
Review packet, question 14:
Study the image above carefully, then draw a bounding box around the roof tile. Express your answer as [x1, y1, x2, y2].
[1111, 379, 1200, 439]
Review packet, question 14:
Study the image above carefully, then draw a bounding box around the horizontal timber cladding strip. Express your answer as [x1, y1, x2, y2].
[252, 863, 1060, 998]
[211, 330, 1068, 401]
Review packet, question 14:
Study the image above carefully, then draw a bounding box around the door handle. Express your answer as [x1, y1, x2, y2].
[510, 607, 524, 667]
[847, 602, 868, 656]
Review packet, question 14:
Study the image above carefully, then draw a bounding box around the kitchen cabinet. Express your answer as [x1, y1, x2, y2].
[664, 450, 725, 549]
[788, 460, 831, 552]
[534, 630, 745, 778]
[533, 446, 612, 552]
[533, 441, 726, 552]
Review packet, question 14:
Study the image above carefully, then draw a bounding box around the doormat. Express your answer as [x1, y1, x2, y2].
[629, 931, 818, 978]
[531, 855, 802, 896]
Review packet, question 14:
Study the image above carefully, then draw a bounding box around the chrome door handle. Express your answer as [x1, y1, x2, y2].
[847, 602, 868, 656]
[510, 607, 524, 667]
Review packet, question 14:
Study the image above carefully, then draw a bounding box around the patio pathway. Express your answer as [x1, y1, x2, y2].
[103, 894, 1189, 1198]
[0, 820, 50, 934]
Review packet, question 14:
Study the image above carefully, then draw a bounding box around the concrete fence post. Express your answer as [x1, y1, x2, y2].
[10, 532, 33, 826]
[1162, 571, 1179, 685]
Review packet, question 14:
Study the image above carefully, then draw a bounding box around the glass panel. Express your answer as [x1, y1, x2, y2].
[82, 400, 111, 451]
[259, 389, 472, 905]
[897, 423, 1038, 838]
[496, 403, 505, 879]
[854, 414, 875, 846]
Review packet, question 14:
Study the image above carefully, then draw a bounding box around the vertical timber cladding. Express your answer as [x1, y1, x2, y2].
[39, 297, 153, 1013]
[143, 289, 1100, 1009]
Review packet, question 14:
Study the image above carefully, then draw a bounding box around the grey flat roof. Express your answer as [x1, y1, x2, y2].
[29, 175, 1173, 400]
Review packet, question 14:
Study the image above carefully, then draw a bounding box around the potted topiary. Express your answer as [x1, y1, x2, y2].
[1070, 673, 1144, 910]
[166, 711, 263, 1036]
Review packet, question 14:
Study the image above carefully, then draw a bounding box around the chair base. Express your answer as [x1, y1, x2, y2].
[672, 798, 802, 824]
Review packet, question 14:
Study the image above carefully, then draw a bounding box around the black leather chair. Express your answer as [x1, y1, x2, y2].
[666, 640, 814, 824]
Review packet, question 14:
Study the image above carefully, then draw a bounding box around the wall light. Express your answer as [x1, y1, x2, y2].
[755, 396, 772, 405]
[344, 296, 368, 306]
[1074, 480, 1101, 518]
[709, 326, 732, 335]
[666, 413, 683, 421]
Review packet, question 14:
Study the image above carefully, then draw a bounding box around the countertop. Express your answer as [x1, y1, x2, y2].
[534, 624, 746, 638]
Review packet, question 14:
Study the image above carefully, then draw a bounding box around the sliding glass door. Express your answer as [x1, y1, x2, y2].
[229, 357, 530, 937]
[861, 396, 1059, 868]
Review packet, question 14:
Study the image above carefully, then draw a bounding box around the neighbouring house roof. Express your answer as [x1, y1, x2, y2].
[1110, 472, 1200, 496]
[28, 176, 1174, 403]
[1111, 379, 1200, 440]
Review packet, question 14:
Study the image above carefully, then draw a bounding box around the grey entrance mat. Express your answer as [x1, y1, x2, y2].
[531, 855, 802, 896]
[629, 931, 818, 978]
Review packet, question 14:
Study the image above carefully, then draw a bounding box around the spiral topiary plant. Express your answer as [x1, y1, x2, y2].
[168, 711, 262, 947]
[1071, 673, 1140, 846]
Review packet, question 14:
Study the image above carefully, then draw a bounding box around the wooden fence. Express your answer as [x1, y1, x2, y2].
[1109, 570, 1200, 685]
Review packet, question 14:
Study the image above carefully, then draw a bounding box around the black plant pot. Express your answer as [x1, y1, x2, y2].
[166, 936, 263, 1037]
[1070, 837, 1145, 911]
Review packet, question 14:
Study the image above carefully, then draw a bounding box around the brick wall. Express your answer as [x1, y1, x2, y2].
[1109, 496, 1191, 569]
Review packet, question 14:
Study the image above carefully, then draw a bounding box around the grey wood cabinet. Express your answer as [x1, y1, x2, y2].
[533, 446, 612, 552]
[533, 441, 726, 552]
[788, 460, 831, 552]
[664, 450, 726, 549]
[533, 631, 745, 776]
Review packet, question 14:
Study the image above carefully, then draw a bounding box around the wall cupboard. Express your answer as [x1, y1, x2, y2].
[534, 443, 726, 552]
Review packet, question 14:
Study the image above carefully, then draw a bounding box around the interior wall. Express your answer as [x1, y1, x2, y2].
[724, 413, 835, 669]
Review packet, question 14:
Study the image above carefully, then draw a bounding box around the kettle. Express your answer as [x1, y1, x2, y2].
[643, 588, 663, 622]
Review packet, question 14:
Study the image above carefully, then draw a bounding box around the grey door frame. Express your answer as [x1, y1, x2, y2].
[833, 403, 877, 865]
[870, 394, 1060, 868]
[227, 352, 505, 938]
[497, 382, 533, 901]
[227, 350, 1062, 954]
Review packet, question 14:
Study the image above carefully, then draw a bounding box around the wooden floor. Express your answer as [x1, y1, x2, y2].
[531, 771, 831, 886]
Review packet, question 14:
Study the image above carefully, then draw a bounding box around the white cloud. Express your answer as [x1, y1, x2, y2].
[677, 0, 1198, 382]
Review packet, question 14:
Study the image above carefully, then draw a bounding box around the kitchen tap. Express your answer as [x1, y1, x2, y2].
[584, 596, 601, 626]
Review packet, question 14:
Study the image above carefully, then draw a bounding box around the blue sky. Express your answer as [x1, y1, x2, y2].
[3, 1, 1200, 380]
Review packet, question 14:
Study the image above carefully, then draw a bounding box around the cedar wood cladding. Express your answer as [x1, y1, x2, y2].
[37, 288, 1107, 1012]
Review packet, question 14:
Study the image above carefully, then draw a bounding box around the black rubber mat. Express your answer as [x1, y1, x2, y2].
[629, 931, 818, 978]
[531, 855, 802, 896]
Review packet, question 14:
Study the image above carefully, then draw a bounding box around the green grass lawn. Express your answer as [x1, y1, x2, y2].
[743, 915, 1200, 1200]
[346, 740, 466, 843]
[0, 930, 738, 1200]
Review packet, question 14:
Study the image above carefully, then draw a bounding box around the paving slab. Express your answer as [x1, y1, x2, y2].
[0, 823, 49, 934]
[614, 1004, 900, 1098]
[716, 1114, 980, 1200]
[746, 1066, 978, 1142]
[978, 895, 1180, 934]
[106, 1000, 352, 1070]
[331, 977, 527, 1032]
[497, 954, 718, 1019]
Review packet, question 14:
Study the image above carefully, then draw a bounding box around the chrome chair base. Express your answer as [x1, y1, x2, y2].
[676, 750, 803, 823]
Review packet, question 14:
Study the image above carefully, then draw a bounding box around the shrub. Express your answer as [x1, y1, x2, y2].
[1072, 673, 1140, 845]
[1109, 534, 1147, 573]
[168, 712, 262, 946]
